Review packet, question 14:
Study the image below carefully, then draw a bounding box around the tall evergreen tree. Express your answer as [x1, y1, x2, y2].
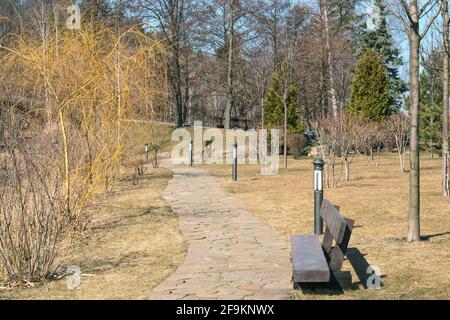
[264, 72, 302, 133]
[264, 74, 284, 128]
[347, 50, 390, 122]
[419, 102, 441, 158]
[419, 50, 444, 158]
[356, 0, 407, 111]
[286, 85, 303, 134]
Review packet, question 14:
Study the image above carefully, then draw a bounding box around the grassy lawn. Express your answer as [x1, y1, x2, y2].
[0, 168, 186, 300]
[203, 153, 450, 299]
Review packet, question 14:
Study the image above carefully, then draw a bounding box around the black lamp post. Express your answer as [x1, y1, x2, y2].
[232, 143, 238, 181]
[313, 158, 325, 235]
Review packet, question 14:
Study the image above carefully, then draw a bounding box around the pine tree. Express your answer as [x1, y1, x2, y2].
[347, 50, 390, 122]
[286, 85, 303, 134]
[264, 75, 284, 129]
[419, 50, 444, 158]
[356, 0, 407, 111]
[264, 73, 302, 133]
[420, 103, 441, 158]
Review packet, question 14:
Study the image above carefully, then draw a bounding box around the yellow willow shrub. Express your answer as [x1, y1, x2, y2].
[0, 22, 167, 283]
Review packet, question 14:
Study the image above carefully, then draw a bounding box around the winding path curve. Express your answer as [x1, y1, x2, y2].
[149, 167, 292, 300]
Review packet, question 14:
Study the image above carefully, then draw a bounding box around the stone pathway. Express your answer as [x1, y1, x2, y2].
[149, 167, 292, 300]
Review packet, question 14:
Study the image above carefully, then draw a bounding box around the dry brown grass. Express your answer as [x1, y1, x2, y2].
[0, 168, 186, 300]
[204, 153, 450, 299]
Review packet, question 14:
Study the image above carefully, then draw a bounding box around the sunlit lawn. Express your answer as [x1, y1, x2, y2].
[203, 152, 450, 299]
[0, 168, 186, 300]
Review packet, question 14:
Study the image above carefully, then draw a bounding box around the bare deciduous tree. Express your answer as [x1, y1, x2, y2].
[385, 0, 443, 242]
[313, 114, 360, 187]
[133, 0, 190, 127]
[356, 120, 386, 167]
[386, 113, 410, 173]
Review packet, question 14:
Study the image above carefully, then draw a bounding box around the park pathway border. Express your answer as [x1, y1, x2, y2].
[149, 167, 292, 300]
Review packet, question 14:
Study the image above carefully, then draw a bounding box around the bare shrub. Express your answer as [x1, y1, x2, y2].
[0, 119, 68, 285]
[123, 122, 172, 177]
[287, 133, 306, 159]
[355, 120, 386, 167]
[0, 21, 168, 284]
[313, 114, 361, 187]
[147, 125, 172, 168]
[386, 113, 410, 172]
[313, 115, 340, 188]
[340, 117, 361, 182]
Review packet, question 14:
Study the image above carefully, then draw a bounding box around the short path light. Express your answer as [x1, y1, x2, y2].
[232, 143, 238, 181]
[313, 158, 325, 235]
[189, 140, 193, 167]
[144, 144, 149, 161]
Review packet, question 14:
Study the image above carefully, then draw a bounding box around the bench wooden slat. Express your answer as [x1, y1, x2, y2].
[320, 200, 347, 244]
[322, 226, 334, 254]
[322, 205, 339, 254]
[329, 218, 355, 271]
[291, 235, 330, 283]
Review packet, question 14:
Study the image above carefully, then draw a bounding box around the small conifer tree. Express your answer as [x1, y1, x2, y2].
[347, 50, 390, 122]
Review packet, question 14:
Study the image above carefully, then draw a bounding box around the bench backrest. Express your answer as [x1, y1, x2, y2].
[320, 199, 355, 272]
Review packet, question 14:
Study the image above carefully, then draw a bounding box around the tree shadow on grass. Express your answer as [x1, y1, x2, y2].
[75, 251, 148, 274]
[420, 231, 450, 241]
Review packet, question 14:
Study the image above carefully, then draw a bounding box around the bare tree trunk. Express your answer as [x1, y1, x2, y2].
[225, 3, 235, 129]
[38, 2, 51, 124]
[320, 59, 326, 116]
[344, 158, 350, 181]
[283, 87, 288, 169]
[261, 95, 265, 129]
[58, 109, 70, 215]
[384, 0, 443, 244]
[116, 38, 122, 158]
[174, 47, 184, 127]
[320, 0, 338, 117]
[407, 11, 421, 242]
[115, 5, 123, 178]
[398, 148, 405, 173]
[52, 0, 59, 60]
[442, 0, 449, 197]
[183, 47, 191, 125]
[331, 157, 336, 188]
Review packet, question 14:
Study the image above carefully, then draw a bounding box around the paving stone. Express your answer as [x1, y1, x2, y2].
[149, 167, 291, 300]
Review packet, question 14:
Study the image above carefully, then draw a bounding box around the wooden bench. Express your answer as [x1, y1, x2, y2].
[291, 199, 355, 283]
